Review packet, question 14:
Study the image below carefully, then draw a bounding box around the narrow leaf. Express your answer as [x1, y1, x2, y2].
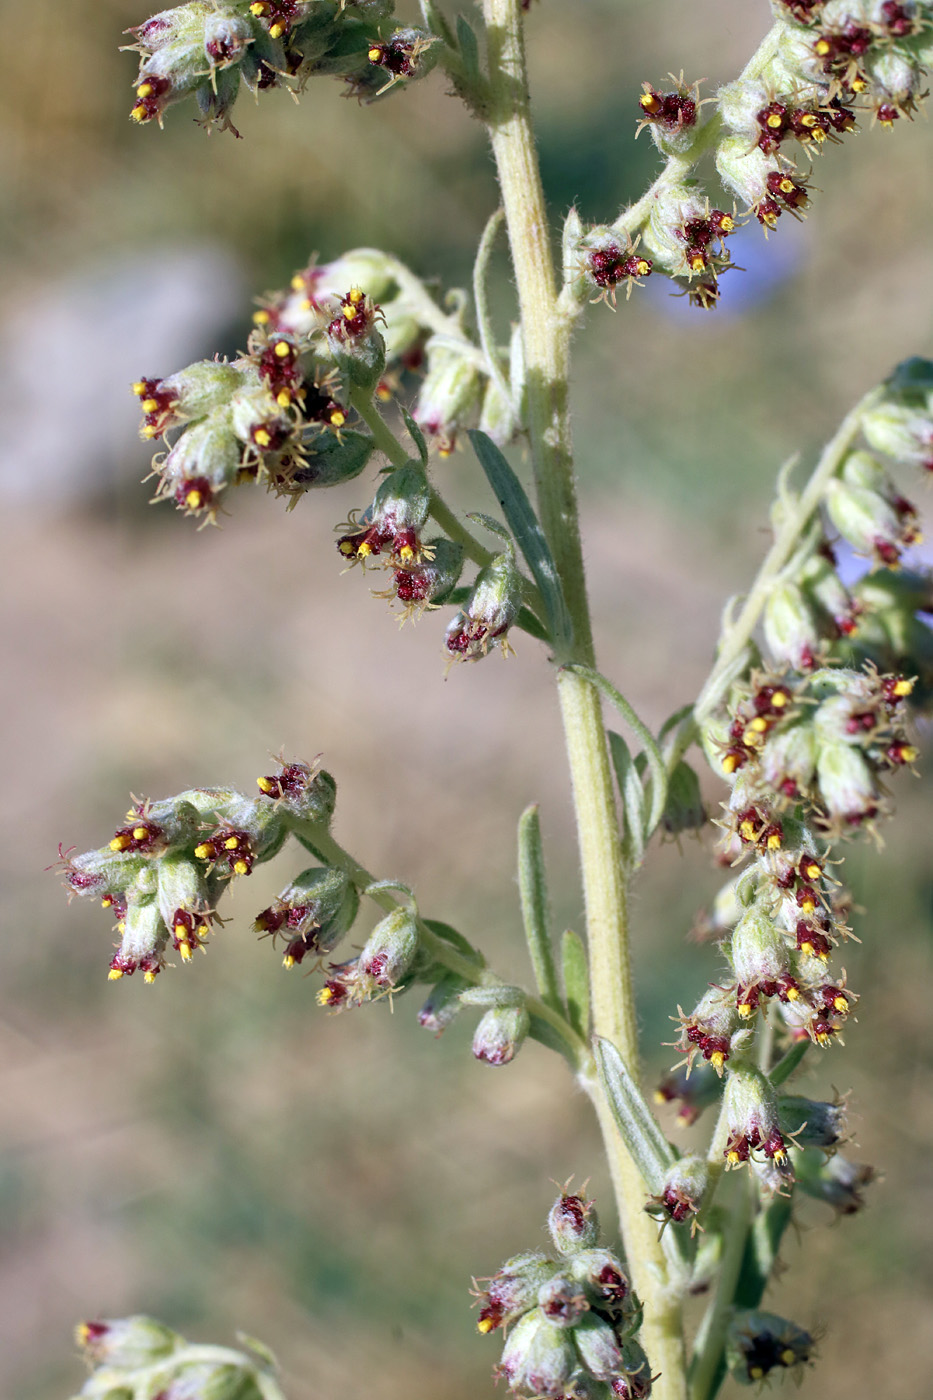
[594, 1036, 675, 1193]
[518, 806, 561, 1013]
[768, 1038, 809, 1087]
[460, 984, 527, 1009]
[568, 664, 668, 840]
[401, 406, 429, 466]
[561, 930, 590, 1039]
[734, 1194, 794, 1309]
[468, 429, 573, 652]
[608, 730, 645, 869]
[424, 917, 485, 966]
[455, 13, 481, 81]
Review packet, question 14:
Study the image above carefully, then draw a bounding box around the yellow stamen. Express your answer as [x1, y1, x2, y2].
[814, 38, 832, 55]
[739, 820, 756, 841]
[635, 258, 651, 275]
[140, 424, 159, 439]
[254, 428, 272, 448]
[144, 970, 157, 983]
[250, 1, 268, 13]
[110, 835, 130, 852]
[269, 21, 285, 38]
[116, 922, 125, 934]
[738, 1003, 754, 1019]
[375, 386, 392, 402]
[253, 309, 271, 325]
[131, 381, 147, 396]
[330, 409, 346, 427]
[224, 835, 240, 850]
[108, 968, 124, 981]
[132, 826, 149, 841]
[398, 544, 415, 563]
[851, 77, 868, 92]
[291, 275, 305, 291]
[477, 1318, 495, 1334]
[710, 1050, 726, 1071]
[283, 954, 296, 969]
[689, 254, 706, 272]
[101, 896, 113, 909]
[727, 1150, 742, 1165]
[194, 842, 213, 859]
[749, 1368, 764, 1381]
[804, 862, 821, 879]
[767, 113, 782, 129]
[349, 287, 364, 303]
[800, 896, 816, 913]
[772, 690, 788, 707]
[722, 754, 739, 774]
[780, 1349, 796, 1367]
[317, 987, 334, 1004]
[233, 859, 249, 876]
[799, 113, 817, 128]
[197, 924, 210, 938]
[357, 541, 372, 558]
[811, 128, 827, 142]
[653, 1090, 667, 1104]
[772, 1148, 787, 1164]
[276, 390, 292, 407]
[179, 943, 192, 961]
[719, 216, 735, 233]
[342, 304, 357, 320]
[185, 490, 203, 511]
[800, 940, 814, 957]
[766, 831, 782, 849]
[257, 775, 275, 793]
[130, 104, 149, 123]
[368, 46, 383, 62]
[901, 745, 919, 763]
[749, 715, 768, 732]
[300, 298, 313, 311]
[785, 986, 800, 1001]
[136, 82, 154, 99]
[833, 995, 849, 1013]
[141, 397, 158, 413]
[779, 178, 795, 194]
[273, 339, 291, 358]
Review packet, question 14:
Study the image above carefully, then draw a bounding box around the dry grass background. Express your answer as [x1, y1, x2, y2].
[1, 2, 932, 1398]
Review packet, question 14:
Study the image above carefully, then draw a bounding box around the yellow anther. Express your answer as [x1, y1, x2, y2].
[233, 859, 249, 876]
[224, 835, 240, 850]
[749, 716, 769, 733]
[317, 986, 334, 1004]
[761, 210, 779, 228]
[174, 923, 188, 937]
[110, 835, 130, 852]
[901, 745, 919, 763]
[779, 178, 795, 194]
[800, 112, 817, 128]
[375, 386, 392, 402]
[108, 967, 124, 981]
[811, 128, 827, 142]
[132, 826, 149, 841]
[349, 287, 364, 303]
[338, 540, 356, 556]
[816, 1030, 832, 1045]
[635, 259, 651, 276]
[766, 831, 782, 850]
[276, 390, 292, 407]
[330, 409, 346, 427]
[254, 428, 272, 448]
[833, 995, 849, 1013]
[439, 444, 454, 458]
[291, 274, 305, 291]
[719, 216, 735, 233]
[144, 970, 157, 983]
[250, 1, 268, 13]
[140, 398, 159, 414]
[185, 490, 203, 511]
[141, 424, 159, 439]
[101, 896, 113, 909]
[132, 381, 147, 396]
[300, 298, 313, 311]
[357, 541, 372, 558]
[710, 1050, 726, 1071]
[739, 820, 756, 841]
[722, 753, 739, 774]
[738, 1003, 754, 1019]
[800, 896, 816, 913]
[75, 1323, 93, 1346]
[180, 943, 193, 961]
[257, 775, 275, 794]
[727, 1150, 742, 1165]
[749, 1368, 764, 1381]
[253, 309, 271, 325]
[197, 924, 210, 938]
[800, 940, 814, 957]
[894, 678, 915, 697]
[815, 38, 832, 55]
[398, 544, 415, 563]
[772, 690, 788, 707]
[194, 842, 212, 859]
[477, 1318, 495, 1334]
[130, 104, 149, 123]
[283, 954, 296, 969]
[804, 862, 821, 879]
[653, 1090, 667, 1104]
[767, 113, 783, 129]
[116, 922, 125, 934]
[136, 82, 154, 99]
[689, 254, 705, 272]
[851, 77, 868, 92]
[786, 986, 800, 1001]
[639, 92, 657, 110]
[780, 1349, 796, 1367]
[368, 46, 383, 62]
[772, 1147, 787, 1164]
[342, 304, 357, 320]
[269, 21, 285, 38]
[273, 339, 291, 357]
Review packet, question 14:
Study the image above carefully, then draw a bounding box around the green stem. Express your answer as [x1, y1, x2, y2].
[689, 1173, 754, 1400]
[481, 2, 686, 1395]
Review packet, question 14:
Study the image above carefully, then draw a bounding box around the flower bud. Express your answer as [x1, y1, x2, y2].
[367, 28, 439, 85]
[730, 906, 797, 1017]
[75, 1315, 181, 1368]
[412, 340, 485, 455]
[641, 185, 708, 272]
[679, 985, 742, 1073]
[796, 1151, 876, 1212]
[192, 794, 286, 877]
[862, 397, 933, 470]
[548, 1191, 600, 1255]
[476, 1251, 555, 1333]
[256, 760, 337, 827]
[446, 552, 523, 661]
[726, 1310, 814, 1385]
[636, 79, 699, 155]
[723, 1067, 789, 1171]
[660, 760, 706, 835]
[815, 738, 880, 823]
[573, 1312, 624, 1381]
[569, 1248, 632, 1313]
[157, 410, 243, 517]
[536, 1274, 590, 1327]
[338, 464, 432, 565]
[388, 538, 464, 617]
[614, 1340, 654, 1399]
[648, 1154, 709, 1226]
[799, 546, 860, 637]
[478, 375, 521, 448]
[778, 1093, 847, 1148]
[59, 845, 147, 906]
[472, 1004, 530, 1066]
[202, 13, 253, 68]
[498, 1308, 577, 1395]
[715, 136, 776, 209]
[759, 720, 818, 800]
[254, 866, 359, 965]
[151, 1361, 257, 1400]
[325, 289, 386, 391]
[109, 896, 169, 983]
[417, 972, 468, 1034]
[717, 77, 770, 137]
[358, 906, 420, 989]
[763, 582, 821, 670]
[826, 453, 921, 566]
[156, 853, 215, 961]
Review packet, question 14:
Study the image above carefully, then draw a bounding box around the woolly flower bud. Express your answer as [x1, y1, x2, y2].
[760, 720, 818, 800]
[572, 226, 654, 306]
[654, 1062, 723, 1128]
[825, 451, 921, 566]
[367, 28, 439, 85]
[730, 906, 797, 1017]
[412, 340, 485, 456]
[815, 739, 881, 823]
[472, 1004, 530, 1066]
[446, 553, 523, 661]
[641, 184, 709, 272]
[726, 1310, 814, 1386]
[357, 906, 420, 989]
[536, 1274, 590, 1328]
[862, 398, 933, 471]
[498, 1308, 577, 1396]
[338, 463, 431, 566]
[256, 760, 337, 826]
[476, 1252, 556, 1333]
[715, 136, 775, 209]
[109, 895, 169, 982]
[76, 1316, 181, 1368]
[574, 1313, 625, 1382]
[325, 288, 386, 391]
[723, 1066, 790, 1171]
[796, 1151, 876, 1212]
[778, 1093, 848, 1148]
[202, 12, 253, 68]
[799, 546, 860, 637]
[387, 538, 464, 618]
[548, 1191, 600, 1255]
[192, 793, 286, 877]
[763, 581, 822, 670]
[648, 1154, 709, 1226]
[157, 410, 242, 518]
[417, 972, 467, 1034]
[636, 78, 699, 155]
[132, 360, 244, 438]
[254, 866, 359, 966]
[156, 853, 216, 962]
[679, 985, 742, 1073]
[569, 1248, 632, 1313]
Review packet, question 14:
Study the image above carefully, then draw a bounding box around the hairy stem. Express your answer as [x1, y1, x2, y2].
[481, 2, 686, 1394]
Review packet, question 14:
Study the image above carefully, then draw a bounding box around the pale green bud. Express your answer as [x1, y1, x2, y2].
[650, 1154, 709, 1226]
[717, 78, 769, 136]
[230, 384, 292, 450]
[255, 761, 337, 826]
[795, 1151, 876, 1213]
[573, 1313, 624, 1381]
[358, 906, 420, 988]
[536, 1275, 590, 1328]
[446, 552, 523, 660]
[723, 1066, 788, 1169]
[158, 410, 243, 516]
[778, 1094, 848, 1148]
[109, 896, 168, 982]
[776, 24, 829, 84]
[730, 909, 794, 1014]
[815, 739, 880, 821]
[75, 1316, 182, 1368]
[642, 184, 708, 271]
[372, 463, 431, 537]
[868, 48, 924, 106]
[325, 291, 386, 392]
[862, 398, 933, 468]
[569, 1249, 632, 1313]
[760, 721, 818, 798]
[472, 1004, 530, 1065]
[726, 1309, 814, 1385]
[477, 1251, 555, 1332]
[799, 548, 858, 634]
[715, 136, 774, 208]
[548, 1191, 600, 1256]
[619, 1338, 654, 1397]
[499, 1310, 577, 1395]
[478, 375, 521, 448]
[413, 340, 485, 452]
[763, 581, 822, 669]
[255, 866, 359, 964]
[202, 13, 254, 68]
[417, 972, 468, 1034]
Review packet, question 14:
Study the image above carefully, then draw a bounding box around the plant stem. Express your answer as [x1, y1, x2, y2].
[481, 2, 686, 1394]
[688, 1173, 754, 1400]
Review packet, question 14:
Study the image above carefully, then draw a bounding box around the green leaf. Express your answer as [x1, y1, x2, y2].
[293, 428, 374, 488]
[887, 356, 933, 403]
[569, 664, 668, 845]
[401, 406, 429, 466]
[734, 1194, 794, 1310]
[608, 730, 645, 869]
[468, 429, 574, 653]
[594, 1036, 676, 1194]
[460, 984, 527, 1009]
[561, 929, 590, 1039]
[424, 918, 484, 965]
[456, 13, 481, 82]
[767, 1038, 809, 1087]
[518, 806, 561, 1014]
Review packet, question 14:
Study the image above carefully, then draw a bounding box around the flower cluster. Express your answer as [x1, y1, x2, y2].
[73, 1315, 284, 1400]
[475, 1191, 654, 1400]
[57, 759, 336, 981]
[725, 1309, 814, 1387]
[124, 2, 440, 134]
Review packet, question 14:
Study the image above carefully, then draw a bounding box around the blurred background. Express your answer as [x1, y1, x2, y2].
[2, 0, 933, 1397]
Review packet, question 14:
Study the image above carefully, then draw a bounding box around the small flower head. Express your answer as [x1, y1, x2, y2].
[446, 552, 523, 661]
[256, 759, 337, 827]
[338, 464, 432, 567]
[417, 972, 467, 1035]
[356, 905, 421, 992]
[653, 1062, 723, 1127]
[568, 1248, 632, 1314]
[412, 340, 485, 455]
[726, 1310, 814, 1385]
[677, 984, 743, 1073]
[637, 76, 700, 154]
[325, 288, 387, 391]
[763, 581, 823, 670]
[797, 1151, 876, 1213]
[254, 866, 359, 964]
[472, 1004, 531, 1066]
[723, 1066, 791, 1174]
[547, 1190, 600, 1255]
[778, 1093, 848, 1149]
[647, 1154, 709, 1227]
[497, 1308, 577, 1396]
[75, 1315, 181, 1368]
[474, 1252, 556, 1333]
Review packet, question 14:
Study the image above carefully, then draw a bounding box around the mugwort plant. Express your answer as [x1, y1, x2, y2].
[62, 2, 933, 1398]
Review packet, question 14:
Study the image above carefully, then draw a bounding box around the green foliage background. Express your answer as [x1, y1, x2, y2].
[1, 2, 932, 1398]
